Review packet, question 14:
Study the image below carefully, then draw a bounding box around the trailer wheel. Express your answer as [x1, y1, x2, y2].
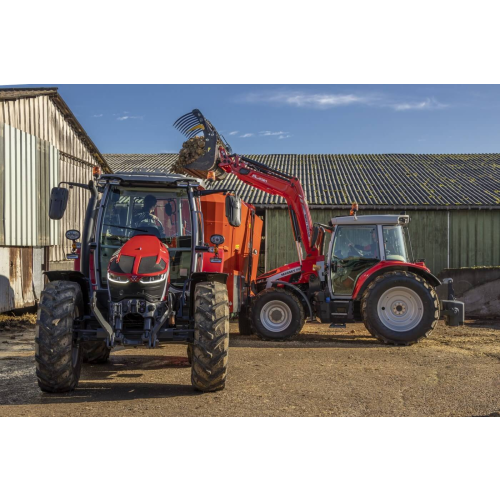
[35, 281, 83, 393]
[361, 271, 439, 346]
[238, 303, 254, 336]
[251, 287, 305, 341]
[191, 282, 229, 392]
[82, 341, 111, 364]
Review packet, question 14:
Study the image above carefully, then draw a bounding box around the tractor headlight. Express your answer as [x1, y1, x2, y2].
[140, 274, 166, 284]
[107, 273, 129, 284]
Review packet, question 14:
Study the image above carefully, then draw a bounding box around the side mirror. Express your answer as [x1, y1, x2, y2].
[49, 187, 69, 220]
[225, 194, 241, 227]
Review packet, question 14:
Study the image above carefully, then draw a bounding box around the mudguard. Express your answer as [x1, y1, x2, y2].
[352, 262, 441, 300]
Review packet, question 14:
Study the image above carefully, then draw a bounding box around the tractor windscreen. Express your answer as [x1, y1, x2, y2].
[99, 187, 198, 289]
[382, 226, 409, 262]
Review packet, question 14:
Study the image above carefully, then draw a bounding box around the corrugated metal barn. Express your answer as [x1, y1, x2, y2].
[105, 153, 500, 277]
[0, 87, 110, 312]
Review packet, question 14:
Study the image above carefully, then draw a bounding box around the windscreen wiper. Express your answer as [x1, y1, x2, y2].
[104, 224, 148, 233]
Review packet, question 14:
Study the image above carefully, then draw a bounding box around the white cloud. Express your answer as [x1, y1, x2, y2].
[239, 91, 447, 112]
[229, 131, 239, 135]
[93, 114, 103, 118]
[392, 98, 447, 111]
[240, 133, 254, 138]
[117, 115, 143, 121]
[260, 130, 288, 136]
[279, 135, 292, 140]
[244, 91, 371, 109]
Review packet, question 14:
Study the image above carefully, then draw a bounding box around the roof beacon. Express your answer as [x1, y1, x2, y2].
[350, 202, 359, 220]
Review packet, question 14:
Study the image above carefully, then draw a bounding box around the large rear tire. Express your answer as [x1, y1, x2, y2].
[82, 341, 111, 364]
[35, 281, 83, 393]
[250, 288, 305, 341]
[361, 271, 439, 346]
[191, 282, 229, 392]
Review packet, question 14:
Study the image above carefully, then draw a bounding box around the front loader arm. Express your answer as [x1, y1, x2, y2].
[173, 109, 318, 261]
[218, 149, 318, 260]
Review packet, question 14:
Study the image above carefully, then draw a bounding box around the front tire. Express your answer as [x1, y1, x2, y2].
[251, 288, 305, 341]
[82, 341, 111, 364]
[35, 281, 84, 393]
[191, 282, 229, 392]
[361, 271, 439, 346]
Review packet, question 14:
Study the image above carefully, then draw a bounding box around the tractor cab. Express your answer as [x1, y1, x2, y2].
[327, 214, 411, 298]
[96, 172, 204, 292]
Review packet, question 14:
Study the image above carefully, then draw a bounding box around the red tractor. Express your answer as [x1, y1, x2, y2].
[173, 110, 465, 345]
[36, 171, 258, 393]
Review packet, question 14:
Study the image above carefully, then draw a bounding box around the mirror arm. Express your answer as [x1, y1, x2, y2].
[58, 181, 93, 191]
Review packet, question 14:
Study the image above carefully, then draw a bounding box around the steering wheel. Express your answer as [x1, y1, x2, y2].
[347, 245, 361, 258]
[138, 222, 162, 239]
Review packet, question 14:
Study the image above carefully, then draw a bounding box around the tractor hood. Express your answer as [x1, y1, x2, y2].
[107, 235, 170, 302]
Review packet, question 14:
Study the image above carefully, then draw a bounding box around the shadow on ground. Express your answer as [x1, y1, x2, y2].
[230, 332, 388, 348]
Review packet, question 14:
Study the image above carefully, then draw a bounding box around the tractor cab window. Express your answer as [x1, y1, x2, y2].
[383, 225, 408, 263]
[99, 187, 195, 289]
[330, 225, 380, 296]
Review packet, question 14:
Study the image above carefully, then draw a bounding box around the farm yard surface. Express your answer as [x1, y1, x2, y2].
[0, 319, 499, 417]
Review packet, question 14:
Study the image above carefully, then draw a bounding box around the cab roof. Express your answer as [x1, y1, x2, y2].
[331, 215, 410, 226]
[99, 171, 203, 187]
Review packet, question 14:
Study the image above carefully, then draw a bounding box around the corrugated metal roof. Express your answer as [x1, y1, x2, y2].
[0, 87, 110, 173]
[105, 153, 179, 172]
[0, 88, 59, 100]
[103, 153, 500, 207]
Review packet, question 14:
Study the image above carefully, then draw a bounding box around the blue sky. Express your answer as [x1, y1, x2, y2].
[6, 84, 500, 154]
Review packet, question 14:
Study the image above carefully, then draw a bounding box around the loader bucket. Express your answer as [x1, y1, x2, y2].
[173, 109, 230, 180]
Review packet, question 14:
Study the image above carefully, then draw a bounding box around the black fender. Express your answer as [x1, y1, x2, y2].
[271, 280, 314, 321]
[44, 271, 91, 314]
[353, 265, 441, 301]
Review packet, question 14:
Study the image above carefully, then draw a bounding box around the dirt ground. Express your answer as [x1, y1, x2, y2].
[0, 320, 499, 417]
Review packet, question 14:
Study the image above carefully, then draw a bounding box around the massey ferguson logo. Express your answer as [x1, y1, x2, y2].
[268, 266, 302, 282]
[252, 175, 268, 184]
[130, 276, 139, 282]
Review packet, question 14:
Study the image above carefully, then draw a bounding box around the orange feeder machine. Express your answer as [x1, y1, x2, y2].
[201, 193, 263, 314]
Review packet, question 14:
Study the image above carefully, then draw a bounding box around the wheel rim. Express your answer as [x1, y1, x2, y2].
[377, 287, 424, 332]
[260, 300, 292, 333]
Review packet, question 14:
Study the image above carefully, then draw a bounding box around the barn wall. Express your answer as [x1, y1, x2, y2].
[0, 124, 59, 247]
[0, 247, 45, 313]
[0, 95, 97, 166]
[449, 210, 500, 269]
[0, 96, 95, 262]
[264, 208, 500, 276]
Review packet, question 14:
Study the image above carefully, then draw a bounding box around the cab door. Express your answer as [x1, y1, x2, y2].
[328, 225, 381, 297]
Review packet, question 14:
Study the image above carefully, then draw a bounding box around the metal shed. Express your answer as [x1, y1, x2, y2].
[0, 87, 110, 312]
[105, 153, 500, 277]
